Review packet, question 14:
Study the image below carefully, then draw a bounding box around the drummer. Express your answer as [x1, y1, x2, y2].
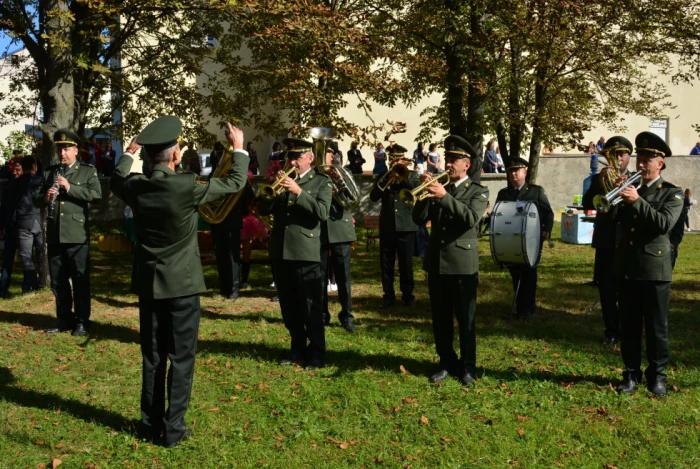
[496, 157, 554, 320]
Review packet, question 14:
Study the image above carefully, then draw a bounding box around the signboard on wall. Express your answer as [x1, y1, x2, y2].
[650, 118, 669, 142]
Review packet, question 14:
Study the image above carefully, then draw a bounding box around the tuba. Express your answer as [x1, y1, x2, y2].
[198, 141, 246, 224]
[310, 127, 362, 211]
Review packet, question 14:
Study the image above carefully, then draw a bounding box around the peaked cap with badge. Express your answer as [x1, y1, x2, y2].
[602, 136, 633, 155]
[283, 138, 314, 156]
[53, 128, 81, 147]
[506, 157, 529, 171]
[444, 135, 477, 160]
[136, 115, 183, 158]
[635, 131, 672, 170]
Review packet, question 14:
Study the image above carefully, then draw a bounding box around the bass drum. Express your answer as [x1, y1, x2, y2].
[489, 200, 542, 267]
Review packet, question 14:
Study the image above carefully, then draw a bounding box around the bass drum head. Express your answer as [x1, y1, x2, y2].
[490, 200, 541, 267]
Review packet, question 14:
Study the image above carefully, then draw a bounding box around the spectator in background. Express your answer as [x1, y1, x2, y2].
[268, 141, 284, 163]
[690, 142, 700, 156]
[0, 159, 23, 297]
[265, 142, 284, 182]
[413, 142, 427, 168]
[585, 141, 597, 155]
[683, 188, 693, 231]
[483, 140, 499, 173]
[373, 143, 388, 177]
[426, 143, 441, 174]
[89, 136, 103, 175]
[347, 141, 365, 174]
[210, 142, 224, 173]
[595, 136, 606, 154]
[495, 147, 505, 173]
[247, 142, 259, 175]
[102, 142, 116, 177]
[7, 156, 44, 292]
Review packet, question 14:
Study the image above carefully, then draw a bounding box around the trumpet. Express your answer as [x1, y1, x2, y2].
[376, 164, 410, 191]
[593, 170, 643, 213]
[259, 166, 298, 199]
[400, 172, 450, 207]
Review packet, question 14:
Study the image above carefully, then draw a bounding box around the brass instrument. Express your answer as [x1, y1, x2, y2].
[593, 171, 643, 213]
[259, 166, 298, 199]
[399, 172, 450, 207]
[376, 163, 410, 191]
[198, 141, 245, 225]
[310, 127, 362, 211]
[599, 142, 622, 194]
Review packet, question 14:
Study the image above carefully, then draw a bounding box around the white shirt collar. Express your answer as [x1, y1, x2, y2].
[642, 176, 660, 188]
[298, 168, 313, 179]
[454, 175, 470, 189]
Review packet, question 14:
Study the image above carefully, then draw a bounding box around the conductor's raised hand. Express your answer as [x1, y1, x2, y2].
[125, 136, 141, 155]
[225, 123, 244, 150]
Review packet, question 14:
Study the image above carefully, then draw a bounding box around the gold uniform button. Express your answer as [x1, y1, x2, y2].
[76, 182, 80, 185]
[287, 212, 290, 216]
[467, 244, 471, 248]
[658, 250, 662, 255]
[310, 233, 313, 237]
[61, 213, 64, 216]
[344, 219, 348, 222]
[61, 202, 64, 205]
[288, 201, 293, 206]
[631, 228, 635, 232]
[285, 226, 289, 230]
[441, 240, 445, 244]
[395, 209, 398, 212]
[629, 241, 633, 245]
[442, 227, 446, 231]
[633, 215, 637, 219]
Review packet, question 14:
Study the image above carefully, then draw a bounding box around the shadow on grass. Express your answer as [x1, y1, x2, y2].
[0, 367, 138, 435]
[93, 295, 139, 309]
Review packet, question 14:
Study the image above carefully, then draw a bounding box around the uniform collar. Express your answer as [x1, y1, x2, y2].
[454, 175, 470, 190]
[152, 163, 176, 175]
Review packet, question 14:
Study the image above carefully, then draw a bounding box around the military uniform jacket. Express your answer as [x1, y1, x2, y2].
[369, 171, 420, 233]
[321, 198, 357, 244]
[496, 182, 554, 234]
[258, 170, 332, 262]
[413, 179, 489, 275]
[110, 151, 249, 300]
[582, 171, 628, 249]
[613, 177, 683, 282]
[34, 162, 102, 244]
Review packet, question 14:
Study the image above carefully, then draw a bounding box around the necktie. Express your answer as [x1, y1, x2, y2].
[446, 183, 456, 195]
[637, 184, 648, 196]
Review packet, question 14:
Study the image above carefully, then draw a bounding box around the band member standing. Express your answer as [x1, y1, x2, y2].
[111, 118, 249, 447]
[413, 136, 488, 385]
[320, 144, 357, 333]
[582, 136, 633, 345]
[36, 129, 102, 336]
[496, 157, 554, 320]
[369, 145, 420, 308]
[614, 132, 682, 397]
[210, 180, 254, 300]
[258, 138, 332, 370]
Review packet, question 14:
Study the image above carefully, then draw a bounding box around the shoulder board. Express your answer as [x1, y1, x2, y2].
[470, 181, 485, 188]
[80, 163, 95, 168]
[661, 181, 679, 188]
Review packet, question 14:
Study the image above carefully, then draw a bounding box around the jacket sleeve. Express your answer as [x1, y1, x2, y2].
[412, 198, 431, 226]
[582, 174, 602, 210]
[293, 178, 332, 222]
[630, 188, 683, 236]
[369, 181, 383, 202]
[110, 153, 134, 204]
[193, 150, 249, 206]
[537, 188, 554, 233]
[439, 185, 489, 231]
[66, 168, 102, 202]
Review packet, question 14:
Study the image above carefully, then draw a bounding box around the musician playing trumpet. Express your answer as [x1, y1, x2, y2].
[582, 136, 633, 346]
[412, 136, 488, 385]
[369, 144, 420, 309]
[612, 132, 682, 397]
[258, 138, 332, 370]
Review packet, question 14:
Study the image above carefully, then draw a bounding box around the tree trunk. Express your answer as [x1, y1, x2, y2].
[527, 77, 547, 184]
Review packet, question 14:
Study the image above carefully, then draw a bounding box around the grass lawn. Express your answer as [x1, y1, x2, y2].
[0, 222, 699, 468]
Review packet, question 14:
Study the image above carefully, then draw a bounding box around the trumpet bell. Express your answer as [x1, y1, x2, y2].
[399, 188, 417, 207]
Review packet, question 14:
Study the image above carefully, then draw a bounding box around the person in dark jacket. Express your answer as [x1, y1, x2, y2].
[0, 159, 23, 297]
[7, 156, 44, 292]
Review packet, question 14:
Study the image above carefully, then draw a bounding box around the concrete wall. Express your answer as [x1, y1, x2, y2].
[2, 155, 697, 228]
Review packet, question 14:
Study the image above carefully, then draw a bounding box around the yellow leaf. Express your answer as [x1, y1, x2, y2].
[420, 416, 429, 426]
[400, 365, 408, 374]
[52, 459, 62, 469]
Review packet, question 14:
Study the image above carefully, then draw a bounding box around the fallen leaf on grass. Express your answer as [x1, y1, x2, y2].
[603, 465, 619, 469]
[517, 428, 525, 438]
[400, 365, 409, 374]
[671, 385, 679, 392]
[206, 408, 220, 412]
[34, 440, 45, 446]
[441, 437, 453, 442]
[52, 459, 62, 468]
[36, 464, 46, 469]
[54, 443, 64, 449]
[420, 416, 429, 426]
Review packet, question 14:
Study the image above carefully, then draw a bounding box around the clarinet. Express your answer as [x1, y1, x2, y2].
[47, 164, 64, 221]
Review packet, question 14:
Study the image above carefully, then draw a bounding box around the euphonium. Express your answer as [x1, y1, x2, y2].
[399, 172, 450, 207]
[376, 163, 410, 191]
[259, 166, 298, 199]
[198, 141, 245, 225]
[310, 127, 362, 211]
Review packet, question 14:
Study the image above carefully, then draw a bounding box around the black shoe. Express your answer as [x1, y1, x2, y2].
[72, 323, 89, 337]
[279, 350, 303, 366]
[137, 422, 162, 443]
[341, 317, 356, 332]
[519, 311, 533, 320]
[46, 323, 73, 334]
[271, 296, 279, 303]
[240, 282, 250, 290]
[403, 298, 416, 308]
[602, 337, 618, 346]
[459, 371, 475, 386]
[226, 292, 240, 300]
[306, 356, 324, 370]
[380, 298, 395, 309]
[616, 377, 638, 394]
[647, 381, 667, 397]
[429, 369, 450, 383]
[165, 428, 193, 448]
